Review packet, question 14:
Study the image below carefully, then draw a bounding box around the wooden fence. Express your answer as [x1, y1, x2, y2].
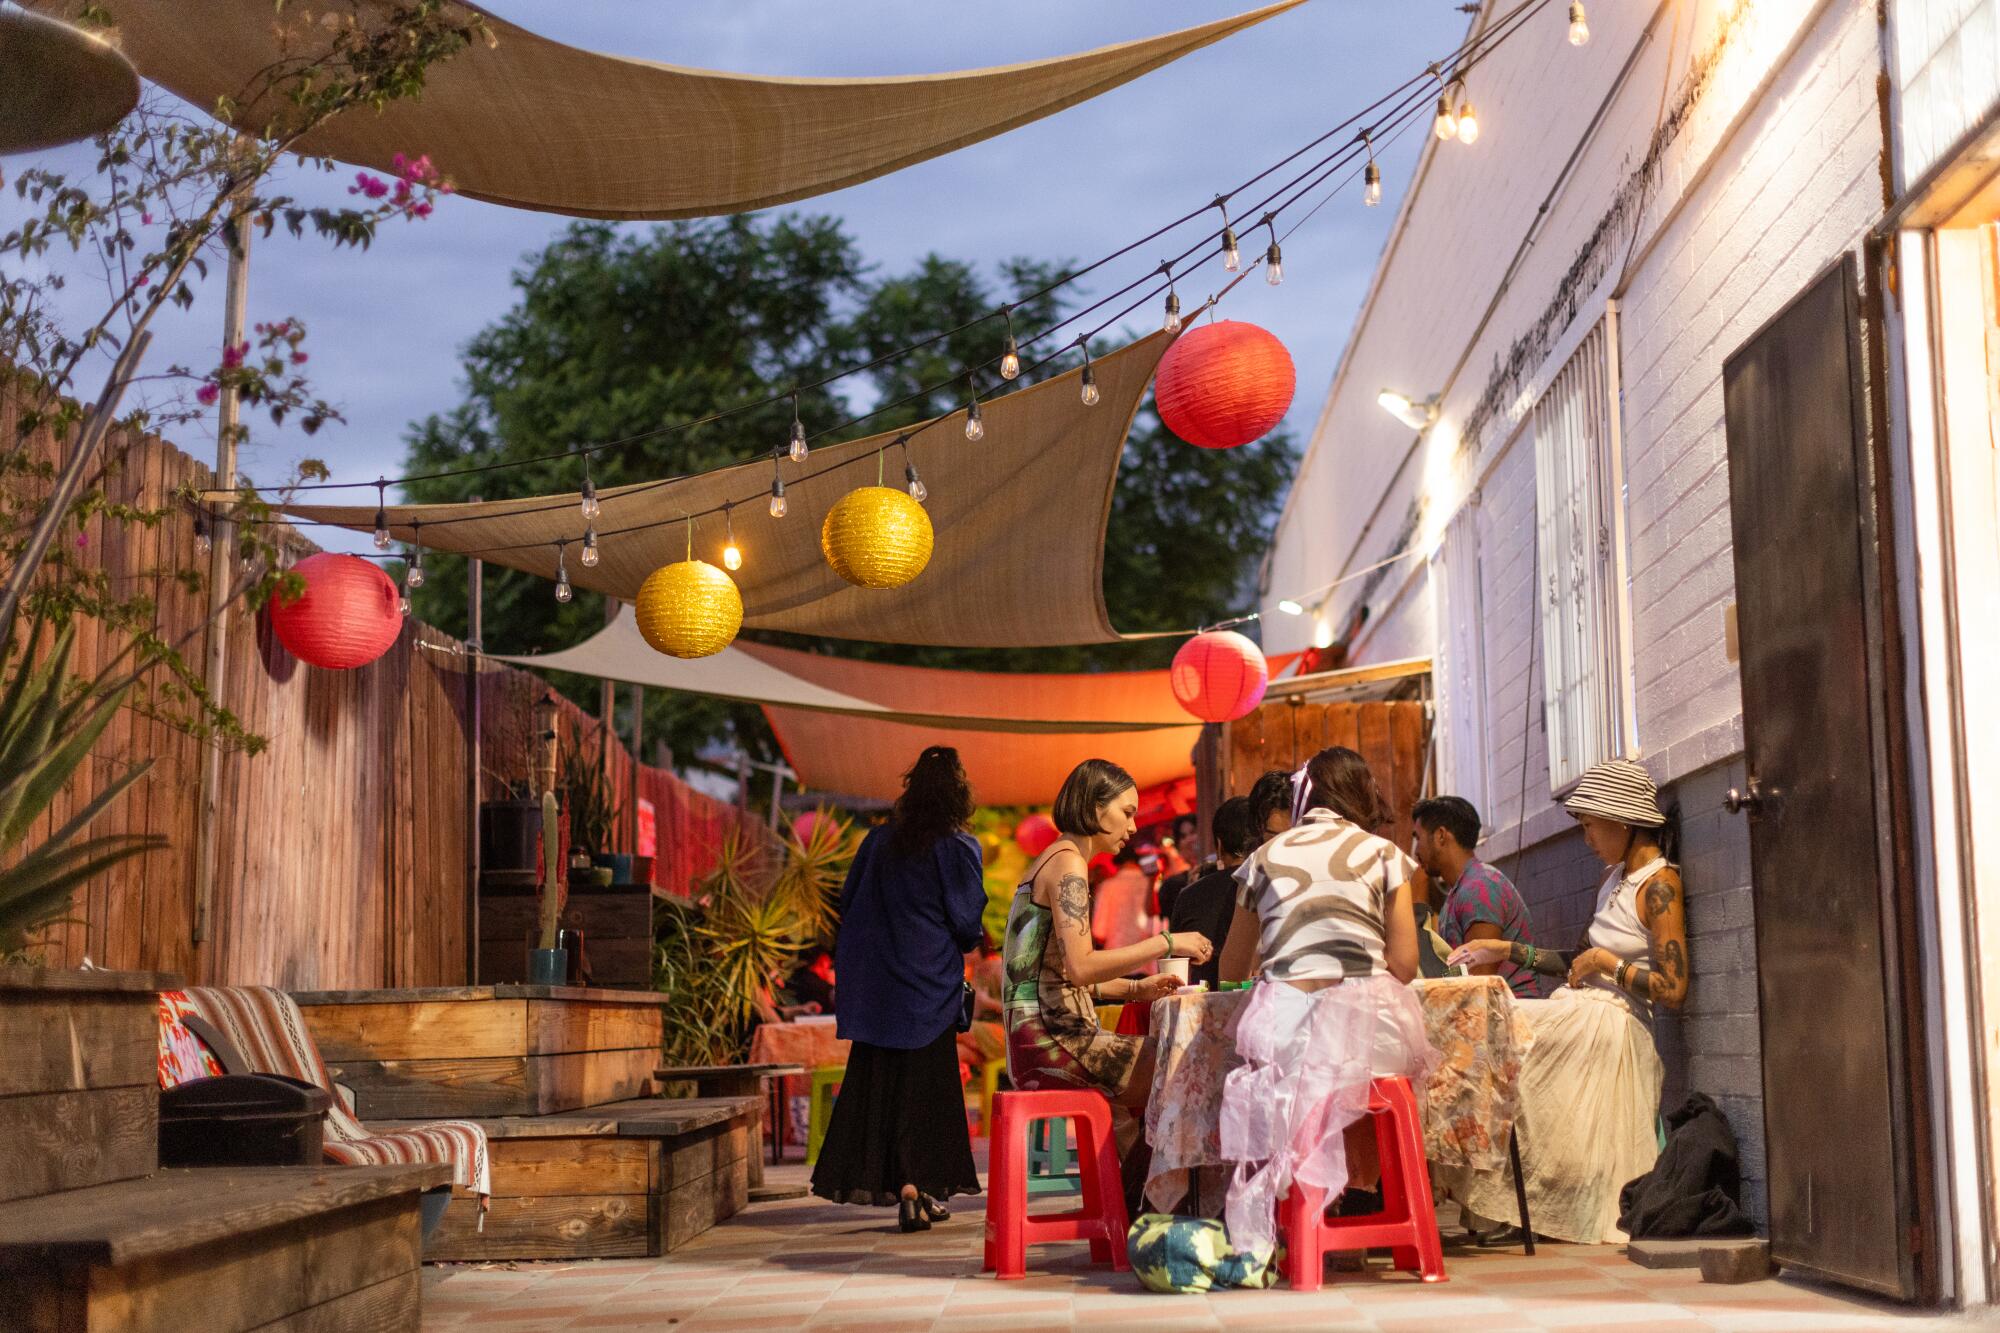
[6, 380, 767, 990]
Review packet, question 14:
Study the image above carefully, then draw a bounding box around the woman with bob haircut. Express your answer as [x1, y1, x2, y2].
[1212, 746, 1437, 1260]
[1002, 758, 1214, 1107]
[812, 746, 986, 1233]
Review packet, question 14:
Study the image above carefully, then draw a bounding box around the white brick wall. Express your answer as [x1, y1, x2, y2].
[1891, 0, 2000, 185]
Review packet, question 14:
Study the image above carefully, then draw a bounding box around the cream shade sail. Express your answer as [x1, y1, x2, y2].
[271, 331, 1174, 648]
[38, 0, 1304, 220]
[492, 606, 1199, 735]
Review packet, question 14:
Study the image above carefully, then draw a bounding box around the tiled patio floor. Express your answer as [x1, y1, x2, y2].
[422, 1158, 1991, 1332]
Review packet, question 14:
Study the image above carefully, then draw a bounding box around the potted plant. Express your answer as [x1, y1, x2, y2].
[479, 772, 542, 880]
[563, 728, 624, 888]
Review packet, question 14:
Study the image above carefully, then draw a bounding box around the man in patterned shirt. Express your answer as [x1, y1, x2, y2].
[1411, 796, 1539, 997]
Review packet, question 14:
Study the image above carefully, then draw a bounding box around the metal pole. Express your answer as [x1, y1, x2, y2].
[466, 510, 483, 984]
[767, 762, 784, 828]
[190, 209, 251, 955]
[628, 682, 642, 851]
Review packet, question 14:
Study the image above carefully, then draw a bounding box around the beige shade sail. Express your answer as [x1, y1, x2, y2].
[491, 606, 1209, 735]
[37, 0, 1303, 220]
[270, 331, 1174, 648]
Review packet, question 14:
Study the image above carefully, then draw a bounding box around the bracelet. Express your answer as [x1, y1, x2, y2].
[1161, 931, 1175, 960]
[1522, 943, 1536, 972]
[1614, 962, 1630, 990]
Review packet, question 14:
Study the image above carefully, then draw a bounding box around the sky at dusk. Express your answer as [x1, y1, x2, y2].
[6, 1, 1473, 558]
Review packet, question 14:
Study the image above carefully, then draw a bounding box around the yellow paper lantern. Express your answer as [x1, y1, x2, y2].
[635, 559, 743, 659]
[821, 485, 934, 589]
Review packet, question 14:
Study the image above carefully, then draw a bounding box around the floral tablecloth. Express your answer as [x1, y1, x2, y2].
[749, 1020, 850, 1147]
[1144, 976, 1532, 1211]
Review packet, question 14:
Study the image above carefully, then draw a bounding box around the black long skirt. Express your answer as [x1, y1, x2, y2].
[809, 1027, 983, 1207]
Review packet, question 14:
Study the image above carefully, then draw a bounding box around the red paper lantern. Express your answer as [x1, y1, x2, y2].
[1170, 629, 1269, 722]
[268, 552, 403, 670]
[1013, 812, 1059, 857]
[1154, 320, 1296, 449]
[791, 811, 825, 845]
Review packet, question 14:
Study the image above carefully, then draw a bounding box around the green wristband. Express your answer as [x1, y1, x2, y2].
[1161, 931, 1175, 959]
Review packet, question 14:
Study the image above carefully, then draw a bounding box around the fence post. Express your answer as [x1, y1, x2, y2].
[466, 515, 483, 985]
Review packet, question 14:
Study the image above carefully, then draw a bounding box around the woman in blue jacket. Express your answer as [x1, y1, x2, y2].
[810, 746, 987, 1232]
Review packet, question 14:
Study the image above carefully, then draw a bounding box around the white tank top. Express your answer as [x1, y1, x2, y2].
[1579, 856, 1669, 1019]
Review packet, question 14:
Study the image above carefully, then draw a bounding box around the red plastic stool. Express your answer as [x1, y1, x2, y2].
[1277, 1076, 1446, 1289]
[982, 1088, 1129, 1280]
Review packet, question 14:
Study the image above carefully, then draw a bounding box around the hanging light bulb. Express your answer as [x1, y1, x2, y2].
[372, 478, 390, 550]
[578, 449, 601, 521]
[1456, 98, 1480, 145]
[722, 503, 743, 571]
[905, 459, 928, 503]
[1568, 0, 1590, 45]
[964, 387, 985, 442]
[1364, 159, 1383, 207]
[1311, 613, 1335, 650]
[406, 548, 425, 589]
[999, 310, 1022, 380]
[1265, 239, 1284, 286]
[399, 578, 412, 618]
[787, 393, 808, 464]
[769, 470, 788, 520]
[554, 542, 572, 603]
[1276, 598, 1304, 616]
[1079, 341, 1101, 406]
[1221, 223, 1241, 272]
[580, 525, 600, 567]
[193, 511, 212, 556]
[1434, 92, 1458, 140]
[1163, 286, 1183, 333]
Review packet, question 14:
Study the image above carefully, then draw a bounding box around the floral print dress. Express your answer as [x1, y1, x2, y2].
[1001, 861, 1144, 1097]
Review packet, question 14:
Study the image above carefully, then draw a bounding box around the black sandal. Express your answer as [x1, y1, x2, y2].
[897, 1195, 931, 1233]
[920, 1194, 949, 1222]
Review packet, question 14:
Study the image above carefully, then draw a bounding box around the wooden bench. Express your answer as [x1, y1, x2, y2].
[0, 1163, 446, 1333]
[654, 1063, 805, 1190]
[373, 1096, 758, 1261]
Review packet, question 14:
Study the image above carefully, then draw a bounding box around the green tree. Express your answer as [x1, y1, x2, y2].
[405, 217, 1296, 761]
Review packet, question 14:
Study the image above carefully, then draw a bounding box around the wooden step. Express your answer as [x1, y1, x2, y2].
[0, 1164, 446, 1333]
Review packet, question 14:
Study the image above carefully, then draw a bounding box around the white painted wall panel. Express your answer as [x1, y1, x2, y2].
[1892, 0, 2000, 185]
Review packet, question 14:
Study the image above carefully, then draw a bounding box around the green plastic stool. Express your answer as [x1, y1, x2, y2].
[805, 1064, 845, 1165]
[1027, 1117, 1081, 1196]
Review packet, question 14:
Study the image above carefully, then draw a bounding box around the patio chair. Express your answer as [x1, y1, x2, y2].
[183, 985, 491, 1231]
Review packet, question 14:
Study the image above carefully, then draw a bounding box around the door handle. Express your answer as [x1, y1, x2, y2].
[1725, 777, 1763, 815]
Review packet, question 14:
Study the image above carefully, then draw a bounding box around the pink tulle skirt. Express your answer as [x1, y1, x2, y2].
[1219, 975, 1436, 1258]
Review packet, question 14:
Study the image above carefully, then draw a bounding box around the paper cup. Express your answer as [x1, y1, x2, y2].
[1161, 958, 1190, 984]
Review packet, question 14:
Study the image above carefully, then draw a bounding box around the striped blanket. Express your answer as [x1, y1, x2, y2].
[185, 985, 491, 1206]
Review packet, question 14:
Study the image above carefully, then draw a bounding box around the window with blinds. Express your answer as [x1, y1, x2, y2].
[1531, 310, 1638, 792]
[1429, 500, 1491, 824]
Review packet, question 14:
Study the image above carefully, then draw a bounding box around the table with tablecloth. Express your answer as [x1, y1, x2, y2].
[1144, 975, 1533, 1211]
[749, 1020, 850, 1152]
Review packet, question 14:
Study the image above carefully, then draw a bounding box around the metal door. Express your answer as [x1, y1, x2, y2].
[1721, 256, 1926, 1300]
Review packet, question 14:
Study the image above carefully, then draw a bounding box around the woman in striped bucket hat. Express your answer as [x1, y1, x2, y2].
[1441, 758, 1689, 1245]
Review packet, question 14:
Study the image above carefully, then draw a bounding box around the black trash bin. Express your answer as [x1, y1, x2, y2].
[159, 1073, 332, 1167]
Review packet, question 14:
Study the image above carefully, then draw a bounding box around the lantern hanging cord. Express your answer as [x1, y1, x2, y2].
[226, 0, 1551, 497]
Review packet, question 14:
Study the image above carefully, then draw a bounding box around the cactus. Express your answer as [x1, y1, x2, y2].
[537, 787, 562, 951]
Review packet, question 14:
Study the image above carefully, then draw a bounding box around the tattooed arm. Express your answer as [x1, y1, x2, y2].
[1040, 851, 1210, 988]
[1616, 868, 1690, 1009]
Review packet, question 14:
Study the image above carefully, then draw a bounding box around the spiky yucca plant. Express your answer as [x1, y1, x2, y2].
[0, 620, 167, 958]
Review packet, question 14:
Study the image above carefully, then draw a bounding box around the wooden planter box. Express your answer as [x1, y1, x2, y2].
[477, 882, 653, 991]
[290, 984, 665, 1119]
[0, 967, 179, 1204]
[376, 1097, 756, 1261]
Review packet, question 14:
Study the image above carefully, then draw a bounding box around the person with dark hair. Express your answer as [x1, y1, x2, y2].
[812, 746, 985, 1233]
[1246, 768, 1295, 841]
[784, 945, 838, 1014]
[1411, 795, 1539, 998]
[1003, 758, 1213, 1108]
[1210, 746, 1436, 1259]
[1166, 797, 1258, 989]
[1443, 758, 1689, 1245]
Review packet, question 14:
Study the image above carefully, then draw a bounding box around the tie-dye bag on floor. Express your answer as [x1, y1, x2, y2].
[1126, 1213, 1279, 1294]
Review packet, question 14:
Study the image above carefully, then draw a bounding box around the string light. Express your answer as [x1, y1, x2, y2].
[1221, 224, 1241, 272]
[768, 453, 788, 519]
[999, 309, 1022, 381]
[1568, 1, 1590, 46]
[788, 392, 808, 464]
[722, 502, 743, 570]
[406, 522, 425, 588]
[193, 511, 212, 555]
[1455, 93, 1480, 145]
[898, 438, 927, 503]
[964, 378, 985, 442]
[1363, 134, 1383, 207]
[554, 541, 572, 603]
[1163, 285, 1183, 333]
[1078, 339, 1101, 406]
[372, 477, 390, 550]
[1434, 90, 1458, 140]
[1262, 216, 1283, 286]
[580, 525, 600, 567]
[1277, 598, 1304, 616]
[578, 449, 600, 520]
[399, 564, 412, 616]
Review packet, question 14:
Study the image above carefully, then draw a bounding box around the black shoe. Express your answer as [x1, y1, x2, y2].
[898, 1196, 931, 1233]
[920, 1194, 949, 1222]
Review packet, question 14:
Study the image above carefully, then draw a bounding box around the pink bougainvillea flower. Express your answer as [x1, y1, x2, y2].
[220, 340, 249, 369]
[196, 383, 220, 405]
[412, 202, 433, 219]
[75, 533, 89, 549]
[140, 211, 153, 224]
[135, 272, 150, 288]
[291, 351, 308, 365]
[348, 172, 390, 199]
